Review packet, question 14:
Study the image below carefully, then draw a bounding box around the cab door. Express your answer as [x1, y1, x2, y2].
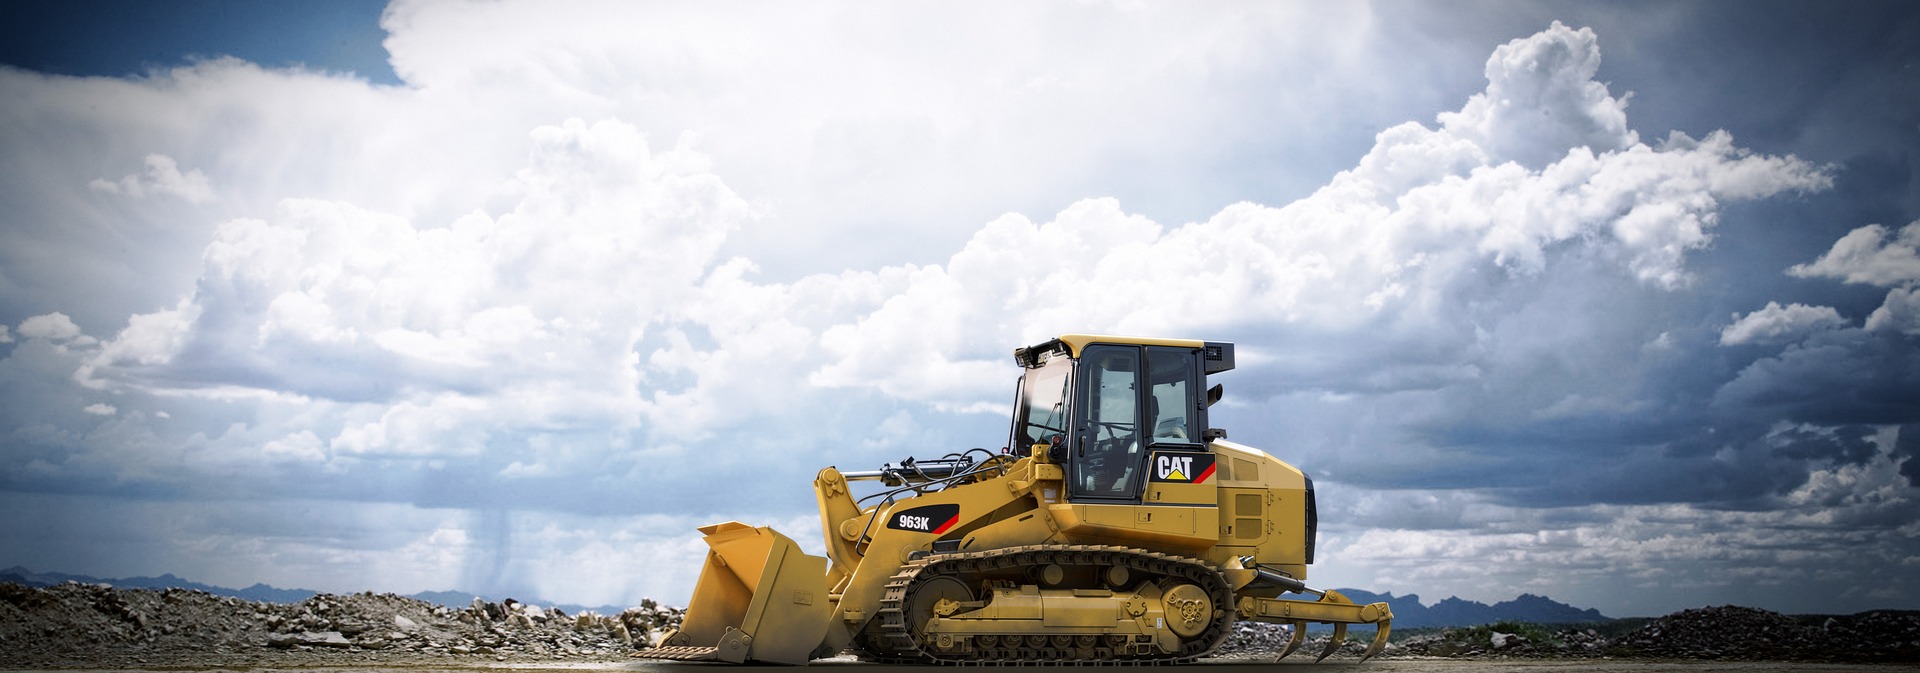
[1069, 345, 1144, 501]
[1138, 346, 1216, 507]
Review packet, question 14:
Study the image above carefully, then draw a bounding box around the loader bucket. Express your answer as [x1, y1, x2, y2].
[635, 522, 833, 665]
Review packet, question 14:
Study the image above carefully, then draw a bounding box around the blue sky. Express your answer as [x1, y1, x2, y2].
[0, 0, 398, 84]
[0, 0, 1917, 618]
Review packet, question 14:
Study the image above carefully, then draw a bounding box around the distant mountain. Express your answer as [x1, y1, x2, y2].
[1, 566, 320, 603]
[1328, 588, 1610, 628]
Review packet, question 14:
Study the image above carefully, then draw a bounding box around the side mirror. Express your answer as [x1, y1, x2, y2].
[1206, 383, 1224, 407]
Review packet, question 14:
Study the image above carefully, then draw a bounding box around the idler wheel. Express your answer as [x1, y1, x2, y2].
[908, 577, 972, 635]
[1160, 583, 1213, 638]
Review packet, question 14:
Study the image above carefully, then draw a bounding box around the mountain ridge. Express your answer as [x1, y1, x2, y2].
[1331, 588, 1611, 628]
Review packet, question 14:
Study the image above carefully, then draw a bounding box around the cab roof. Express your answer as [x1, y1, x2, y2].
[1014, 334, 1234, 374]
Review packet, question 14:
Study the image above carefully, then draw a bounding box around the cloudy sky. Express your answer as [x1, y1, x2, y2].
[1, 0, 1916, 618]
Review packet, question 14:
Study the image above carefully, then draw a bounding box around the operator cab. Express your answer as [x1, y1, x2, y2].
[1010, 335, 1234, 503]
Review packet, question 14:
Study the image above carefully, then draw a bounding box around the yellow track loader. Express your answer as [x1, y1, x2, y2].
[636, 335, 1393, 665]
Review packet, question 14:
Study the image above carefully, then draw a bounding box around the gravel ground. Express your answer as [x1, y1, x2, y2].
[0, 582, 678, 669]
[2, 581, 1915, 669]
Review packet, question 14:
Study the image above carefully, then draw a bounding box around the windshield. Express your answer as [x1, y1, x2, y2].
[1014, 356, 1073, 448]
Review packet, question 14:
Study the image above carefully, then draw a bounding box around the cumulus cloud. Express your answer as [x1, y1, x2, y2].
[17, 312, 95, 345]
[1779, 221, 1920, 336]
[83, 118, 748, 409]
[1721, 302, 1848, 345]
[1789, 221, 1920, 287]
[811, 23, 1830, 405]
[1438, 21, 1634, 169]
[88, 154, 215, 203]
[1867, 287, 1920, 335]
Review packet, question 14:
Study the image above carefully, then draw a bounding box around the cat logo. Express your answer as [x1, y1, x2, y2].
[1149, 452, 1216, 484]
[885, 503, 961, 534]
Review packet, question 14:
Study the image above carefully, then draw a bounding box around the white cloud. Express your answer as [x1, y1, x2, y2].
[88, 154, 215, 203]
[1789, 221, 1920, 287]
[78, 300, 198, 387]
[1866, 286, 1920, 335]
[1437, 21, 1634, 169]
[18, 312, 95, 345]
[82, 118, 747, 411]
[1721, 301, 1849, 345]
[809, 27, 1829, 404]
[365, 0, 1408, 277]
[1753, 221, 1920, 339]
[262, 430, 326, 463]
[82, 403, 116, 416]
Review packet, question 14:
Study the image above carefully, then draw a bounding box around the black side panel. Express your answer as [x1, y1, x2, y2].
[1304, 474, 1318, 565]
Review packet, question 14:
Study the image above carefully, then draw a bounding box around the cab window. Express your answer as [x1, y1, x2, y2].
[1145, 347, 1198, 446]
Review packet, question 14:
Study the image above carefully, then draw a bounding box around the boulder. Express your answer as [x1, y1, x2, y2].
[267, 631, 354, 649]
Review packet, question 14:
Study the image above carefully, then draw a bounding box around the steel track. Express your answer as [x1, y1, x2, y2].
[862, 544, 1233, 665]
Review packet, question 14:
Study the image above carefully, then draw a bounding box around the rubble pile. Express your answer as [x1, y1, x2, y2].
[1390, 624, 1613, 658]
[1215, 620, 1294, 654]
[1618, 605, 1920, 662]
[1220, 607, 1919, 663]
[0, 581, 682, 668]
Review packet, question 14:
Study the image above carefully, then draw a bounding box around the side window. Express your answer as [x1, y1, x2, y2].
[1073, 346, 1140, 499]
[1145, 347, 1198, 445]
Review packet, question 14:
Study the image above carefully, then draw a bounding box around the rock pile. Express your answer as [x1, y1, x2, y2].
[1215, 620, 1294, 655]
[1391, 624, 1612, 658]
[0, 581, 683, 668]
[1216, 621, 1399, 660]
[1220, 606, 1919, 663]
[1618, 605, 1920, 662]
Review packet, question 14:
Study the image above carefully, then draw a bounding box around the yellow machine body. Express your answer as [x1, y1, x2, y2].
[638, 335, 1392, 665]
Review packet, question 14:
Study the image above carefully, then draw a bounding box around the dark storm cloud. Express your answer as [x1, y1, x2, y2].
[1717, 329, 1920, 426]
[1897, 425, 1920, 487]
